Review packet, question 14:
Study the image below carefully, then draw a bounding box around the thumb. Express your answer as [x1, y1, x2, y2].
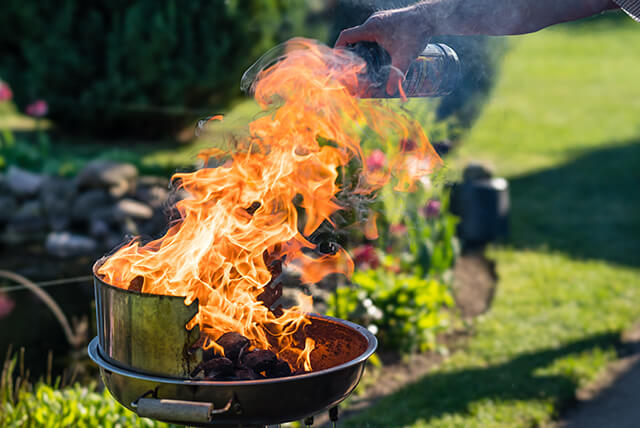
[386, 56, 412, 96]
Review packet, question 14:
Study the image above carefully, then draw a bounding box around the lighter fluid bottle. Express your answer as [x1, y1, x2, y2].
[348, 41, 460, 98]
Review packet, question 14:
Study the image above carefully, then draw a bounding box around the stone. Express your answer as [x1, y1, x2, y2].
[6, 166, 44, 198]
[12, 199, 43, 222]
[135, 185, 169, 209]
[138, 176, 169, 188]
[120, 216, 139, 236]
[107, 180, 130, 198]
[2, 200, 48, 244]
[40, 177, 77, 231]
[71, 189, 112, 222]
[138, 211, 168, 237]
[45, 232, 98, 258]
[0, 195, 18, 223]
[89, 218, 111, 238]
[76, 160, 138, 194]
[105, 233, 126, 251]
[113, 198, 153, 221]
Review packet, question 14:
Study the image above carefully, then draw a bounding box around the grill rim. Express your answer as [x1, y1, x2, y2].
[89, 311, 377, 385]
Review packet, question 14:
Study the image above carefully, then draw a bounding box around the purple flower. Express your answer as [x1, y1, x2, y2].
[0, 82, 12, 102]
[400, 139, 416, 152]
[353, 244, 380, 269]
[0, 294, 15, 319]
[25, 99, 48, 117]
[366, 149, 386, 172]
[422, 199, 441, 219]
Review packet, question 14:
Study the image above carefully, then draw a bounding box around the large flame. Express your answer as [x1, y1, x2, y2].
[97, 38, 441, 372]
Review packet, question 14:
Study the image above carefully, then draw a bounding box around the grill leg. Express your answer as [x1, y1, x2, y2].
[330, 406, 339, 428]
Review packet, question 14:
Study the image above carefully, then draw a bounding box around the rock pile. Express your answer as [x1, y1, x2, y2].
[0, 162, 180, 258]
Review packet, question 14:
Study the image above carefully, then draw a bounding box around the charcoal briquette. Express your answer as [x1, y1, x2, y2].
[128, 276, 144, 292]
[233, 368, 259, 380]
[216, 332, 250, 361]
[241, 349, 277, 372]
[267, 360, 292, 378]
[191, 357, 233, 377]
[202, 357, 234, 377]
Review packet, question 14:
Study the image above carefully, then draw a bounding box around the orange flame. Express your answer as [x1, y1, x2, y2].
[97, 38, 441, 372]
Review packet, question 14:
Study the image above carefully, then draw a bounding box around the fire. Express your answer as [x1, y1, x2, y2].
[97, 38, 441, 372]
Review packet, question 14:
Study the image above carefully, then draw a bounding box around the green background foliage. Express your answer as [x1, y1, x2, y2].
[0, 0, 310, 137]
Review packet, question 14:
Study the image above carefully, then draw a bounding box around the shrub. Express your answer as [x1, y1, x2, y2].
[328, 268, 454, 353]
[0, 0, 311, 138]
[0, 384, 167, 428]
[1, 350, 169, 428]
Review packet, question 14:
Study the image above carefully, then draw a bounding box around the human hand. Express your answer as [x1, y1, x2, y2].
[335, 7, 430, 95]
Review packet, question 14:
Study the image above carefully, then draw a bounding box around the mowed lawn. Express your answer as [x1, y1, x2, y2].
[344, 12, 640, 428]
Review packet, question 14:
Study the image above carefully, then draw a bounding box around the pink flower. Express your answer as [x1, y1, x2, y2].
[389, 223, 407, 236]
[25, 99, 48, 117]
[422, 199, 441, 219]
[353, 244, 380, 269]
[0, 82, 12, 102]
[366, 149, 386, 172]
[0, 294, 15, 319]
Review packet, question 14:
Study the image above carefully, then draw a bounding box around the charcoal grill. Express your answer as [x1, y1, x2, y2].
[89, 261, 377, 427]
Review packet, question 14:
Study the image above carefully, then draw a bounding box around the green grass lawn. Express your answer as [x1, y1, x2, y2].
[344, 11, 640, 428]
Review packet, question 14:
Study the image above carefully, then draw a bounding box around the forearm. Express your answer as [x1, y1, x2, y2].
[412, 0, 619, 36]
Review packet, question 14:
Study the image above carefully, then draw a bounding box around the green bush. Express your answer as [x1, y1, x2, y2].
[0, 383, 168, 428]
[0, 351, 168, 428]
[0, 0, 310, 137]
[328, 268, 454, 353]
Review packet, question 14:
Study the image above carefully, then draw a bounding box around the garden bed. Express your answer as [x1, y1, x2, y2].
[315, 251, 497, 426]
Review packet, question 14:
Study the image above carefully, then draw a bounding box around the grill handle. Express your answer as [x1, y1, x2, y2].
[133, 397, 232, 423]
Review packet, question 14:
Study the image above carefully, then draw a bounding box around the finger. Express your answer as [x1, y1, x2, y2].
[386, 57, 412, 96]
[334, 25, 376, 48]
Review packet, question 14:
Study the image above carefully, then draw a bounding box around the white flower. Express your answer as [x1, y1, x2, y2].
[367, 305, 383, 320]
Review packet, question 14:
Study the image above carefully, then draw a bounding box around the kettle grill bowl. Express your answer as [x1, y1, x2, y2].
[90, 314, 375, 426]
[91, 262, 377, 426]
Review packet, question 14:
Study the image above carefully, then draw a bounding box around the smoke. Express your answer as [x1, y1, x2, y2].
[329, 0, 508, 139]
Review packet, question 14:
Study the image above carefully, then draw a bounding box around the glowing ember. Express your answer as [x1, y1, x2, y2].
[97, 38, 441, 372]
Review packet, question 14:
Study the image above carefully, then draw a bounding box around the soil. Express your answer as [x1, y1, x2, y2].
[316, 250, 498, 427]
[452, 250, 497, 319]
